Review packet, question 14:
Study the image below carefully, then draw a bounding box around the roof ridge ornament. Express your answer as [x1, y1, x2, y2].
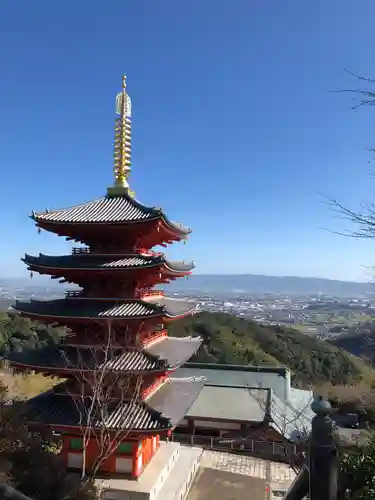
[107, 75, 135, 198]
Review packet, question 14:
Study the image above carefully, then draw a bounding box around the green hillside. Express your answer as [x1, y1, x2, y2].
[169, 312, 374, 387]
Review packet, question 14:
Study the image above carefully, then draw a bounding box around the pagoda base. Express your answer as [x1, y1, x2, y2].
[98, 441, 202, 500]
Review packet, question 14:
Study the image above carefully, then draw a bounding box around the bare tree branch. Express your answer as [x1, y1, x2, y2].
[321, 193, 375, 239]
[61, 321, 144, 480]
[252, 389, 311, 473]
[323, 71, 375, 239]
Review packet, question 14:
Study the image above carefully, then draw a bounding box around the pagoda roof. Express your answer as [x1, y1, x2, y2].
[20, 377, 205, 432]
[31, 193, 191, 235]
[6, 336, 202, 373]
[23, 253, 194, 273]
[144, 336, 202, 368]
[14, 297, 197, 320]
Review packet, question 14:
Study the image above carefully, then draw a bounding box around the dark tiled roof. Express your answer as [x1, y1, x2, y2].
[33, 196, 155, 223]
[149, 297, 198, 317]
[146, 376, 205, 426]
[16, 299, 155, 318]
[23, 253, 195, 273]
[15, 297, 197, 320]
[22, 377, 204, 431]
[6, 336, 202, 373]
[6, 345, 165, 372]
[31, 193, 191, 235]
[24, 392, 171, 431]
[186, 386, 267, 422]
[175, 363, 290, 401]
[164, 259, 195, 273]
[144, 336, 202, 369]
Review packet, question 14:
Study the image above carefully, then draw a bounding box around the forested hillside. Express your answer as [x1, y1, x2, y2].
[169, 312, 374, 386]
[0, 311, 373, 387]
[0, 312, 65, 356]
[331, 324, 375, 365]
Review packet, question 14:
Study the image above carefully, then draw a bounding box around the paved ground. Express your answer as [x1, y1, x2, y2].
[186, 467, 266, 500]
[186, 449, 296, 499]
[200, 450, 297, 483]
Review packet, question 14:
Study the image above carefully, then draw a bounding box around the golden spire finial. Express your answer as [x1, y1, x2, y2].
[108, 74, 135, 197]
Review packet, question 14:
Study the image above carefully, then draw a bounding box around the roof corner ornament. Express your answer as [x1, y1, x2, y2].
[108, 74, 135, 198]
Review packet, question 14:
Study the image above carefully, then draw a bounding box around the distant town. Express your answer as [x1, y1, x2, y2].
[2, 275, 375, 340]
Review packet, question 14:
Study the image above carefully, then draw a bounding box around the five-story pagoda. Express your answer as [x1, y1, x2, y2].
[7, 76, 203, 478]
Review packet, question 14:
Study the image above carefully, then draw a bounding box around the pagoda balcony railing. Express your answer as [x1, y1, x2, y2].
[64, 290, 165, 300]
[141, 329, 168, 346]
[65, 290, 83, 298]
[71, 247, 165, 257]
[139, 249, 163, 257]
[170, 434, 297, 461]
[135, 290, 165, 299]
[72, 247, 90, 254]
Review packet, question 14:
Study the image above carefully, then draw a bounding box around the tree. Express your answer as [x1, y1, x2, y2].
[0, 398, 99, 500]
[254, 388, 311, 472]
[0, 312, 63, 357]
[61, 320, 144, 480]
[339, 432, 375, 500]
[327, 71, 375, 239]
[7, 445, 99, 500]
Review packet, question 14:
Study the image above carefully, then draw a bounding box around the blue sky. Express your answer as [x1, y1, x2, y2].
[1, 0, 375, 281]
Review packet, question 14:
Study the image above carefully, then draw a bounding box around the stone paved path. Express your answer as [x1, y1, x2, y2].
[186, 467, 266, 500]
[200, 450, 296, 483]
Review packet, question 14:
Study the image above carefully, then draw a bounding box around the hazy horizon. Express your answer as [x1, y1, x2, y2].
[1, 272, 373, 285]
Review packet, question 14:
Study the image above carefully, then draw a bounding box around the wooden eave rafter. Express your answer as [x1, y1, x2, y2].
[35, 213, 189, 243]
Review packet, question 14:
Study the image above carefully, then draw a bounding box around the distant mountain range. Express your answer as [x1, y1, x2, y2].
[165, 274, 375, 297]
[2, 274, 375, 297]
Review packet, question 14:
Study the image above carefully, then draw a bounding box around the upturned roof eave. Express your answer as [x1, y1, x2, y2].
[29, 193, 191, 236]
[17, 377, 204, 432]
[6, 360, 169, 376]
[14, 299, 196, 321]
[14, 309, 165, 322]
[13, 296, 197, 320]
[163, 309, 197, 320]
[6, 335, 202, 374]
[25, 420, 173, 434]
[22, 253, 193, 274]
[30, 194, 157, 219]
[18, 389, 174, 432]
[163, 260, 195, 273]
[31, 213, 191, 239]
[30, 213, 160, 226]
